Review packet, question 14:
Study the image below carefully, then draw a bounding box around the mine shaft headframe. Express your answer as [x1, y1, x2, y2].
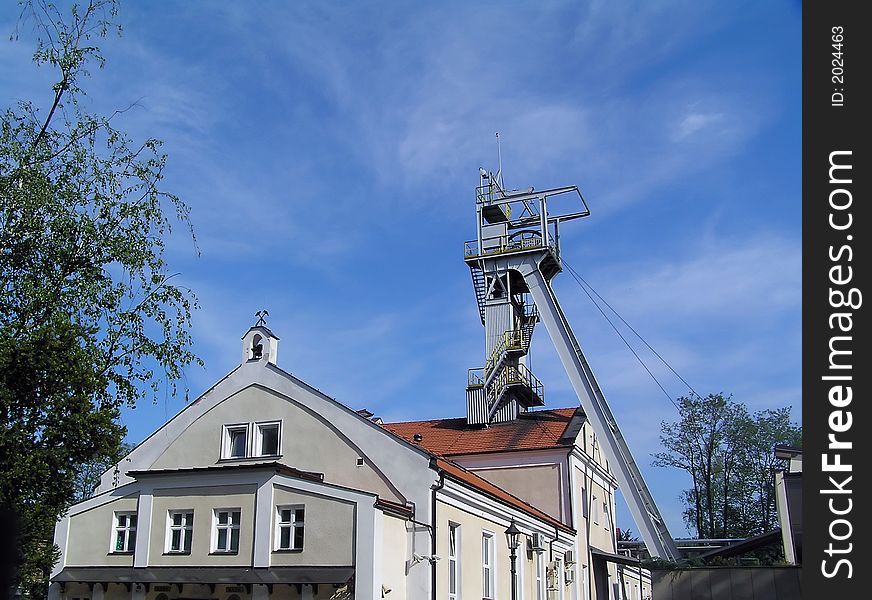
[476, 168, 591, 225]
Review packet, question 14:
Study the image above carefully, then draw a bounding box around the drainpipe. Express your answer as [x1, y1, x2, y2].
[431, 474, 445, 600]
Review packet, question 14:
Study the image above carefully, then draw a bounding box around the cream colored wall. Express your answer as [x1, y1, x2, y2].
[381, 515, 409, 600]
[150, 386, 401, 501]
[616, 566, 651, 600]
[436, 501, 542, 600]
[269, 486, 354, 566]
[579, 422, 610, 473]
[148, 484, 256, 566]
[60, 582, 93, 599]
[66, 495, 139, 567]
[582, 477, 614, 553]
[473, 464, 562, 521]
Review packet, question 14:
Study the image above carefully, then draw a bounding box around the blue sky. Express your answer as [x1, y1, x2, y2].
[2, 1, 801, 537]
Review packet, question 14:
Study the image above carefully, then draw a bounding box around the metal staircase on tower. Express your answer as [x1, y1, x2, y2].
[461, 165, 680, 561]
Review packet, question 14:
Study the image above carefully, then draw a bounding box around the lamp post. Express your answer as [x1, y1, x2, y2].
[505, 519, 522, 600]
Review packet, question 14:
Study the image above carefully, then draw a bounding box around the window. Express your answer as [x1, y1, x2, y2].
[213, 509, 241, 553]
[592, 495, 600, 525]
[603, 501, 611, 531]
[112, 512, 137, 553]
[167, 511, 193, 553]
[222, 422, 283, 459]
[256, 421, 280, 456]
[448, 523, 460, 600]
[276, 506, 305, 550]
[223, 424, 249, 459]
[482, 531, 495, 600]
[535, 552, 544, 600]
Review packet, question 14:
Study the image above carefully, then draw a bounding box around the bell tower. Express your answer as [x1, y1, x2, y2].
[241, 311, 279, 365]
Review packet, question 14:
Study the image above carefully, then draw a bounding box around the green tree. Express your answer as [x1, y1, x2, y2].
[653, 394, 800, 540]
[1, 2, 199, 597]
[71, 441, 134, 503]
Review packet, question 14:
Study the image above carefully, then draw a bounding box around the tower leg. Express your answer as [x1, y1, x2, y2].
[515, 256, 680, 560]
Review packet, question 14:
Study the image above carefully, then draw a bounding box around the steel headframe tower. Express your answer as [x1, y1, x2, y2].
[463, 169, 680, 561]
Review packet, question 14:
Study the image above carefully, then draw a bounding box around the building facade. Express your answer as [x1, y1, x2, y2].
[51, 326, 650, 600]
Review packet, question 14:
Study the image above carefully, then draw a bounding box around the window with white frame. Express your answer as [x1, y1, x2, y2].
[275, 506, 305, 550]
[448, 523, 460, 600]
[223, 424, 249, 459]
[112, 512, 137, 553]
[535, 552, 544, 600]
[167, 510, 193, 553]
[603, 500, 611, 531]
[482, 531, 495, 600]
[592, 495, 600, 525]
[213, 509, 241, 553]
[256, 421, 281, 456]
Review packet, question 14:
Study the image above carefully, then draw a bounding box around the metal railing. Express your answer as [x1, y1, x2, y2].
[464, 230, 555, 259]
[523, 299, 539, 322]
[485, 362, 544, 409]
[468, 368, 485, 388]
[484, 330, 526, 377]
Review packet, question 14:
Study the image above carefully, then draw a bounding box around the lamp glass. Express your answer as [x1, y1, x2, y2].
[505, 519, 522, 551]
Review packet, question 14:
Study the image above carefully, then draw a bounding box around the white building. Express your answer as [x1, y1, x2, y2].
[51, 325, 651, 600]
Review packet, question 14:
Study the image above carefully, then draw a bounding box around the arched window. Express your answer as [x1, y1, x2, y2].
[251, 334, 263, 360]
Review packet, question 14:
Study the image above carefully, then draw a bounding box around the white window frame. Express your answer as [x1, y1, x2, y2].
[592, 495, 600, 526]
[603, 500, 611, 531]
[212, 508, 241, 554]
[166, 510, 194, 554]
[111, 511, 137, 553]
[275, 505, 305, 551]
[255, 420, 282, 457]
[448, 522, 461, 600]
[222, 423, 250, 459]
[482, 530, 496, 600]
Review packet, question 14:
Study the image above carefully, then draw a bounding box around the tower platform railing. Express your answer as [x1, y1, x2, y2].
[464, 230, 557, 260]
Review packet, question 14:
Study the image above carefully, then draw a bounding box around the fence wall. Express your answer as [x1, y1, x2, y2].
[651, 567, 801, 600]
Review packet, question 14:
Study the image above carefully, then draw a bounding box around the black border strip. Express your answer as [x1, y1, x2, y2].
[803, 1, 869, 595]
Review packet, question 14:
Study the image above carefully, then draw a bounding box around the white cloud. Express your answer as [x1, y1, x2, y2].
[674, 111, 725, 140]
[587, 234, 800, 322]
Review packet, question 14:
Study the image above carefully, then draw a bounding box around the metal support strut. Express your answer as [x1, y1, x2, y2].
[516, 256, 680, 561]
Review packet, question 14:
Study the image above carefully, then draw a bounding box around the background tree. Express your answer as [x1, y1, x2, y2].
[1, 2, 199, 597]
[653, 394, 800, 540]
[71, 441, 134, 504]
[616, 528, 639, 542]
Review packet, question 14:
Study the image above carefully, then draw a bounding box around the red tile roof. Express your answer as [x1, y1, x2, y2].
[382, 407, 584, 457]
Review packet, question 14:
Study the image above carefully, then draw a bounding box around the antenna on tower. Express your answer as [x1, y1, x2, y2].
[495, 132, 505, 189]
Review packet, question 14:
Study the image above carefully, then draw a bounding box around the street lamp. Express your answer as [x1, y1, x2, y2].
[505, 519, 522, 600]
